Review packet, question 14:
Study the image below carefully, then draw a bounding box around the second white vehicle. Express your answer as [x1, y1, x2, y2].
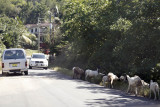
[29, 53, 48, 69]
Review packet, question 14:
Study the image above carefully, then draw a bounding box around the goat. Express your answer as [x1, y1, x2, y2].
[107, 72, 119, 88]
[85, 69, 98, 81]
[126, 75, 143, 96]
[102, 76, 108, 87]
[141, 80, 149, 88]
[141, 80, 149, 97]
[72, 67, 84, 79]
[120, 75, 127, 82]
[149, 80, 160, 100]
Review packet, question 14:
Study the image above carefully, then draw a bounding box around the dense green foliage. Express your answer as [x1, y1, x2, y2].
[60, 0, 160, 82]
[0, 15, 36, 49]
[19, 2, 49, 24]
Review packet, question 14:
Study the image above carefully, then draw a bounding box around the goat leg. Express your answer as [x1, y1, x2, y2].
[142, 87, 145, 97]
[73, 73, 75, 79]
[76, 73, 80, 79]
[153, 90, 156, 100]
[111, 80, 113, 88]
[149, 90, 151, 99]
[109, 82, 111, 88]
[103, 80, 106, 87]
[127, 85, 130, 93]
[158, 89, 160, 100]
[85, 75, 88, 81]
[135, 87, 137, 96]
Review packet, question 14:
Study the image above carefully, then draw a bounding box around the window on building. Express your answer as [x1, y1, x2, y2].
[35, 34, 38, 37]
[31, 29, 33, 33]
[40, 36, 44, 42]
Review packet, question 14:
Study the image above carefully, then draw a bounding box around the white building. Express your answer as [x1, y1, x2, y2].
[25, 23, 51, 49]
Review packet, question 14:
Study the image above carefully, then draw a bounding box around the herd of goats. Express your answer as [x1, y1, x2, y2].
[72, 67, 160, 100]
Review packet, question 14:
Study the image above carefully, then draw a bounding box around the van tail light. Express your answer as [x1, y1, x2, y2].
[2, 63, 4, 68]
[25, 61, 27, 67]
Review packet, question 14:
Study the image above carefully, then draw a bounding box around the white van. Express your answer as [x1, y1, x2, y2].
[1, 48, 28, 75]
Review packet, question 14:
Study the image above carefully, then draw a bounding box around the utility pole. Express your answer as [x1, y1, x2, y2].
[38, 17, 40, 52]
[37, 17, 44, 52]
[50, 12, 52, 43]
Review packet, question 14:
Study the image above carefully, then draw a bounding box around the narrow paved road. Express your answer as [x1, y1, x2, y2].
[0, 69, 160, 107]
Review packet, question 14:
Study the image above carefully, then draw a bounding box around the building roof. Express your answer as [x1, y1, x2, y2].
[25, 23, 51, 29]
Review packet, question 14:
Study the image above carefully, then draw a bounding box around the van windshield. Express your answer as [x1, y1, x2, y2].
[4, 50, 25, 60]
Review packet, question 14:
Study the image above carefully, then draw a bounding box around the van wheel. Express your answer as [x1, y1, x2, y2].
[24, 71, 28, 75]
[44, 67, 47, 70]
[2, 71, 4, 76]
[29, 66, 32, 69]
[2, 71, 7, 76]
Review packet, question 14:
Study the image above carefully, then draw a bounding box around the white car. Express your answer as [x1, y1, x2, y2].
[29, 53, 48, 69]
[1, 48, 28, 76]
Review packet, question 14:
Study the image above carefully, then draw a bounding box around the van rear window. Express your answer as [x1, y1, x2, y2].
[4, 50, 25, 60]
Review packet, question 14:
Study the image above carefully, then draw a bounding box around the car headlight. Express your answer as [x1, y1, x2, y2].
[44, 60, 48, 64]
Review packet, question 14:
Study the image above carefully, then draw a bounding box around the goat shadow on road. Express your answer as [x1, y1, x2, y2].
[28, 69, 160, 107]
[81, 87, 160, 107]
[1, 69, 160, 107]
[76, 83, 160, 107]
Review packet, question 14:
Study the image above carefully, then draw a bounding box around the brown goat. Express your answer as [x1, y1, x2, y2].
[72, 67, 84, 79]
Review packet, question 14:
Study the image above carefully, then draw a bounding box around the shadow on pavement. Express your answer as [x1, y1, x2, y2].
[77, 84, 160, 107]
[28, 70, 73, 80]
[28, 69, 160, 107]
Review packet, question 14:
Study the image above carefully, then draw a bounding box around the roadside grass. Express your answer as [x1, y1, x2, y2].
[49, 65, 73, 77]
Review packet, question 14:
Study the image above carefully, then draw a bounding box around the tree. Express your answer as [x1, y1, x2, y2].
[60, 0, 160, 81]
[19, 2, 34, 24]
[28, 3, 49, 24]
[0, 16, 36, 48]
[0, 0, 21, 17]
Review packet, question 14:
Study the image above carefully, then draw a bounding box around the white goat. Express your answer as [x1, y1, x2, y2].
[149, 80, 160, 100]
[120, 75, 126, 82]
[126, 75, 143, 96]
[141, 80, 149, 88]
[85, 69, 98, 81]
[141, 80, 149, 97]
[102, 76, 108, 87]
[107, 72, 119, 88]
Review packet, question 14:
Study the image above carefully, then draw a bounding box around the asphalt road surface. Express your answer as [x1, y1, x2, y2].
[0, 69, 160, 107]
